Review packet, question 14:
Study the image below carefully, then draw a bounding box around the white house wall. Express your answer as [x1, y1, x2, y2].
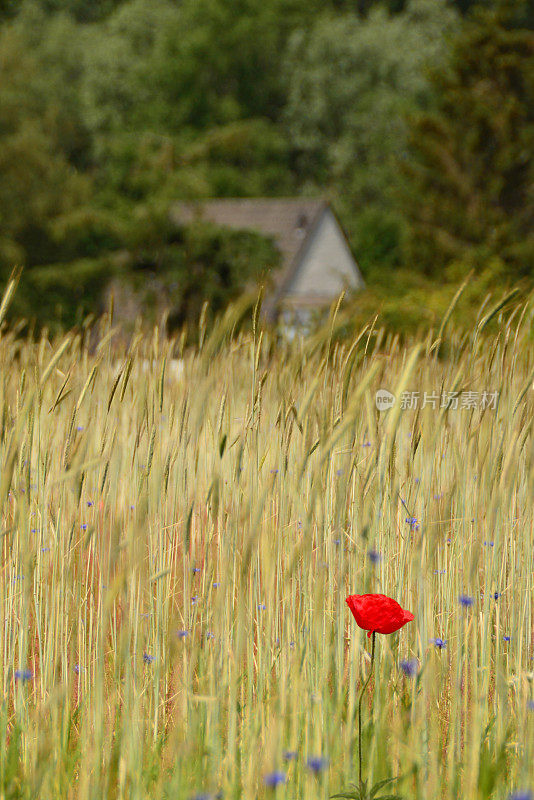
[284, 210, 364, 300]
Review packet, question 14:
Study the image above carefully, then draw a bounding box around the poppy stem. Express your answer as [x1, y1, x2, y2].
[358, 631, 376, 795]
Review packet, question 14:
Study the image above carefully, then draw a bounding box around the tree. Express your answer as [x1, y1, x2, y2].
[283, 0, 458, 273]
[402, 5, 534, 275]
[0, 18, 125, 329]
[34, 0, 127, 21]
[0, 28, 86, 273]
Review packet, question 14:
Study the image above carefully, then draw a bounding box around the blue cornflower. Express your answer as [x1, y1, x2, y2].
[192, 567, 201, 574]
[459, 595, 474, 607]
[494, 592, 501, 600]
[432, 638, 447, 649]
[177, 630, 188, 639]
[483, 541, 495, 547]
[74, 664, 81, 674]
[30, 528, 37, 533]
[213, 582, 220, 588]
[503, 636, 511, 643]
[406, 516, 420, 530]
[400, 659, 418, 678]
[263, 772, 286, 788]
[527, 700, 534, 711]
[270, 469, 279, 475]
[508, 792, 533, 800]
[81, 523, 88, 530]
[206, 632, 215, 640]
[333, 538, 341, 545]
[76, 426, 84, 431]
[41, 547, 50, 553]
[336, 469, 343, 476]
[14, 669, 32, 682]
[191, 596, 198, 604]
[367, 549, 381, 563]
[363, 441, 372, 448]
[258, 603, 266, 610]
[87, 501, 93, 507]
[143, 653, 155, 664]
[306, 756, 329, 773]
[283, 751, 298, 761]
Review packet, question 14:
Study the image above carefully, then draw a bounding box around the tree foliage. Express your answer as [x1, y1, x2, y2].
[402, 4, 534, 274]
[0, 0, 532, 332]
[283, 0, 458, 272]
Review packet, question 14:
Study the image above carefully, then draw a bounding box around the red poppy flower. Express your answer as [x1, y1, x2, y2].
[346, 593, 414, 638]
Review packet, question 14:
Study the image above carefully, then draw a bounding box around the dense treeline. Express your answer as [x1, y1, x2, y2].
[0, 0, 532, 332]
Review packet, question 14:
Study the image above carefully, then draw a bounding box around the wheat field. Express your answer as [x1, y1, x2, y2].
[0, 287, 533, 800]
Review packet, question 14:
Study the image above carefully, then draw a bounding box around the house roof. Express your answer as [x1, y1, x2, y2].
[171, 198, 327, 291]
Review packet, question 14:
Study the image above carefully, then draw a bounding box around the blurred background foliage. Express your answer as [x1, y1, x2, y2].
[0, 0, 532, 334]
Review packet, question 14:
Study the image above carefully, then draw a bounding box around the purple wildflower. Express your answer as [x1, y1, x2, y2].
[459, 595, 474, 607]
[263, 772, 286, 788]
[367, 549, 381, 563]
[306, 756, 329, 773]
[14, 669, 32, 682]
[400, 659, 418, 678]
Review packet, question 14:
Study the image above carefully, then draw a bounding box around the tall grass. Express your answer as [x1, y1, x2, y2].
[0, 291, 533, 800]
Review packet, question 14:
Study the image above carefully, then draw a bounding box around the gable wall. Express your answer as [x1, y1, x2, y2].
[284, 210, 364, 300]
